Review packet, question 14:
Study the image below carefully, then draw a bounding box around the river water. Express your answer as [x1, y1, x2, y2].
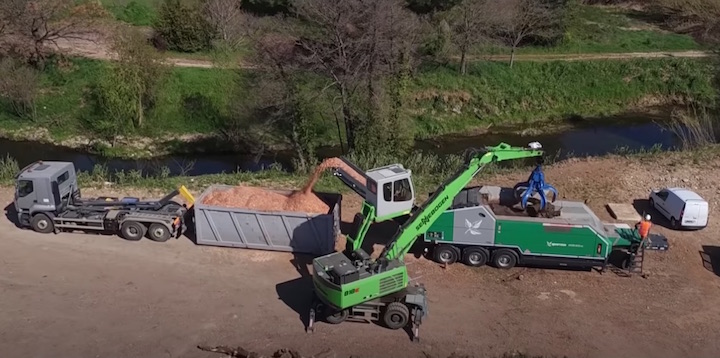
[0, 110, 679, 176]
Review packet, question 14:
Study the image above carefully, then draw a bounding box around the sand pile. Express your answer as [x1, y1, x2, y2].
[201, 157, 366, 214]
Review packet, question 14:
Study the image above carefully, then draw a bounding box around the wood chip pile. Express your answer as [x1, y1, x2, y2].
[201, 157, 366, 214]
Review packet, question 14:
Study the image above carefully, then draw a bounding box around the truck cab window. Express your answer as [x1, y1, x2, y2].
[393, 179, 412, 202]
[57, 171, 69, 185]
[17, 180, 33, 197]
[383, 182, 392, 202]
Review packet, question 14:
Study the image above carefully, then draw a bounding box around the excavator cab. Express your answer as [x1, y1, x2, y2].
[365, 164, 415, 220]
[332, 158, 415, 221]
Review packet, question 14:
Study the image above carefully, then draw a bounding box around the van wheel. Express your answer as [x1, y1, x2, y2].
[462, 247, 489, 267]
[433, 244, 459, 265]
[649, 198, 655, 210]
[121, 221, 146, 241]
[31, 213, 54, 234]
[670, 217, 680, 230]
[492, 249, 518, 269]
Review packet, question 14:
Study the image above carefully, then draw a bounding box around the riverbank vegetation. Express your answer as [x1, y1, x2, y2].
[0, 0, 718, 166]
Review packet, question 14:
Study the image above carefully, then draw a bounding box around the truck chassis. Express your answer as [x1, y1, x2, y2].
[307, 285, 428, 342]
[21, 208, 186, 242]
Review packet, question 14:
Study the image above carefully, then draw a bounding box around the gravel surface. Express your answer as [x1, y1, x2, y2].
[2, 153, 720, 358]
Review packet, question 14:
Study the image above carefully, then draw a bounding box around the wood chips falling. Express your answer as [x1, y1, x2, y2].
[201, 157, 366, 214]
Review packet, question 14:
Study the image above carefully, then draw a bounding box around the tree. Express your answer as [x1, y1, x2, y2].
[447, 0, 491, 75]
[203, 0, 249, 49]
[153, 0, 216, 52]
[92, 25, 168, 141]
[0, 0, 108, 68]
[0, 57, 40, 120]
[487, 0, 562, 67]
[291, 0, 421, 154]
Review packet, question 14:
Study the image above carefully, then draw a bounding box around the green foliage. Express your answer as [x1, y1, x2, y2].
[411, 58, 716, 136]
[153, 0, 216, 52]
[103, 0, 158, 26]
[479, 3, 703, 55]
[89, 28, 169, 141]
[0, 58, 40, 121]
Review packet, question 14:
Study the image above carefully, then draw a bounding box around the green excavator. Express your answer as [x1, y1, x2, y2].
[307, 142, 545, 341]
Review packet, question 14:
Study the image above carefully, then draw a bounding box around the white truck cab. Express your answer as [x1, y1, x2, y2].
[649, 187, 708, 230]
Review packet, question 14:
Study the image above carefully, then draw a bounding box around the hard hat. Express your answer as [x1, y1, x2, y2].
[645, 214, 651, 221]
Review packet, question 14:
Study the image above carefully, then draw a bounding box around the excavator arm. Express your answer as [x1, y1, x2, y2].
[379, 142, 544, 261]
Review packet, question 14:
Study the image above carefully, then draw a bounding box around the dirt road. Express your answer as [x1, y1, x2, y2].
[2, 154, 720, 357]
[50, 36, 714, 69]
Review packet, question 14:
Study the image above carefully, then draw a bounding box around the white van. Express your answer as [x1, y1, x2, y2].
[648, 187, 709, 230]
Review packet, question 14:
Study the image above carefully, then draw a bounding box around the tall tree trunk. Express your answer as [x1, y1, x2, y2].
[510, 46, 516, 68]
[460, 47, 467, 75]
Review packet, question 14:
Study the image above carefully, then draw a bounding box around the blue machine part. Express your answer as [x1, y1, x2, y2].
[121, 197, 140, 204]
[513, 164, 558, 211]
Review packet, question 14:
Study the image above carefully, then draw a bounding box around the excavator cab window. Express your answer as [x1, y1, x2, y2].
[383, 182, 393, 202]
[393, 178, 412, 202]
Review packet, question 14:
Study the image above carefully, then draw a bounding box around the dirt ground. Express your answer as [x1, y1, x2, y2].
[3, 154, 720, 358]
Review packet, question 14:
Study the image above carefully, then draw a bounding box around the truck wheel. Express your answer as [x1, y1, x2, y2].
[492, 249, 518, 269]
[383, 302, 409, 330]
[462, 247, 489, 267]
[433, 244, 459, 265]
[147, 223, 171, 242]
[30, 213, 54, 234]
[120, 221, 146, 241]
[324, 308, 349, 324]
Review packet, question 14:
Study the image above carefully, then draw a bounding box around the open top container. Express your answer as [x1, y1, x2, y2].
[192, 184, 342, 256]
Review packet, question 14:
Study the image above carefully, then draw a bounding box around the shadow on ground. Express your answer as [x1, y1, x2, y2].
[632, 199, 675, 230]
[700, 246, 720, 277]
[276, 254, 314, 330]
[4, 202, 21, 228]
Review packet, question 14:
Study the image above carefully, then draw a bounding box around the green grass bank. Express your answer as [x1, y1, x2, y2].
[1, 144, 713, 197]
[0, 57, 715, 146]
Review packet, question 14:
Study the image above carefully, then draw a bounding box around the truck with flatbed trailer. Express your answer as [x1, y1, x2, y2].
[14, 161, 190, 241]
[12, 161, 342, 255]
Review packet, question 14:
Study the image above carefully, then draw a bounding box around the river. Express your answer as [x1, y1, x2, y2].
[0, 110, 680, 176]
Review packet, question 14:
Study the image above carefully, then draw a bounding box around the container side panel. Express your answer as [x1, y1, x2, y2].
[496, 220, 600, 257]
[211, 211, 246, 246]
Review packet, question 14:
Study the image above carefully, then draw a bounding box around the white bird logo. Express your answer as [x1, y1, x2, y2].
[465, 219, 483, 235]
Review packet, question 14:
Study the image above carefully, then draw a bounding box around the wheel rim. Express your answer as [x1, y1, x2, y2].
[128, 226, 139, 236]
[469, 253, 483, 265]
[153, 227, 165, 238]
[498, 256, 510, 267]
[390, 313, 404, 323]
[37, 220, 48, 230]
[440, 251, 452, 262]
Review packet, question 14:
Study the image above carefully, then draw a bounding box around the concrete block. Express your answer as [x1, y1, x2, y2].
[606, 203, 641, 222]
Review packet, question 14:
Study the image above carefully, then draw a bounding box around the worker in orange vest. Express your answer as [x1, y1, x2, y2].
[636, 214, 653, 244]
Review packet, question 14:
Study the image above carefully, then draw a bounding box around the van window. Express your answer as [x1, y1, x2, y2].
[656, 190, 669, 201]
[57, 171, 70, 185]
[17, 180, 34, 197]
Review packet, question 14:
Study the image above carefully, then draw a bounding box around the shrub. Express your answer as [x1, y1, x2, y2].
[153, 0, 216, 52]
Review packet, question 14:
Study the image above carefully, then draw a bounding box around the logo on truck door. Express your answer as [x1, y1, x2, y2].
[464, 219, 483, 235]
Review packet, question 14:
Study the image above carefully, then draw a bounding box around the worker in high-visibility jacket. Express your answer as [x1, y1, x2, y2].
[635, 214, 653, 243]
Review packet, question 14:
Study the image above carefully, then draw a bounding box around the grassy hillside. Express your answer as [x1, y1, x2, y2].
[0, 56, 713, 146]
